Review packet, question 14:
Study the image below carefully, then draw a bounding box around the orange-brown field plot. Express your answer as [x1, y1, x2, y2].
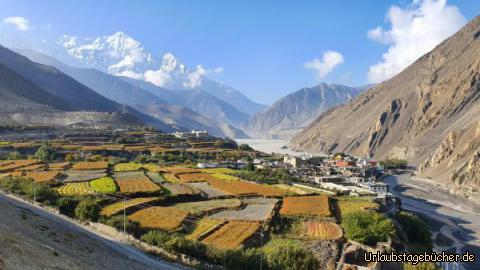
[72, 161, 109, 170]
[0, 160, 41, 172]
[302, 220, 343, 240]
[280, 195, 332, 217]
[15, 164, 46, 171]
[206, 178, 287, 197]
[48, 162, 71, 170]
[100, 197, 159, 217]
[115, 178, 161, 193]
[201, 221, 260, 249]
[128, 206, 189, 231]
[177, 173, 218, 183]
[26, 171, 62, 183]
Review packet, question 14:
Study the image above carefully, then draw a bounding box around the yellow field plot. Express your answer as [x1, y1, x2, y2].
[128, 206, 189, 231]
[187, 218, 226, 240]
[302, 220, 343, 240]
[114, 162, 143, 172]
[100, 197, 158, 217]
[26, 171, 61, 183]
[273, 184, 314, 195]
[336, 197, 378, 216]
[57, 182, 94, 196]
[114, 163, 163, 172]
[280, 195, 332, 217]
[202, 221, 260, 249]
[162, 173, 179, 183]
[162, 166, 201, 175]
[200, 168, 237, 174]
[72, 161, 109, 170]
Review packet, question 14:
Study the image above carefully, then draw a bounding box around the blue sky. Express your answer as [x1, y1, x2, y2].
[0, 0, 479, 104]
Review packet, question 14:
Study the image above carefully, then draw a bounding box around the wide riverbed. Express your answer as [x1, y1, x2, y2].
[235, 139, 303, 156]
[385, 174, 480, 269]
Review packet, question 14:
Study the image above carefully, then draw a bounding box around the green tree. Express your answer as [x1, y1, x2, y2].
[341, 210, 396, 246]
[238, 144, 253, 151]
[395, 211, 432, 252]
[35, 141, 56, 161]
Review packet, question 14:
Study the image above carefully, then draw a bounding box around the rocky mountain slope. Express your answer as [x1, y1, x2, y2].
[122, 77, 250, 130]
[0, 45, 172, 130]
[19, 49, 248, 138]
[242, 84, 363, 139]
[291, 16, 480, 195]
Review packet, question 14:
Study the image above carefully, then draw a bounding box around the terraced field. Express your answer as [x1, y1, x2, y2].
[116, 178, 161, 194]
[177, 173, 218, 183]
[336, 197, 378, 217]
[172, 198, 241, 215]
[57, 182, 94, 196]
[48, 162, 71, 170]
[90, 177, 117, 193]
[280, 195, 332, 217]
[72, 161, 109, 170]
[186, 182, 228, 198]
[206, 178, 286, 197]
[187, 218, 226, 240]
[302, 220, 343, 240]
[128, 207, 189, 231]
[210, 203, 276, 221]
[162, 183, 199, 196]
[100, 197, 159, 217]
[26, 171, 62, 183]
[64, 170, 108, 182]
[202, 221, 260, 249]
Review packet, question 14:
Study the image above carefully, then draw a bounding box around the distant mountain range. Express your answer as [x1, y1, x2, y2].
[55, 32, 267, 117]
[242, 84, 365, 139]
[17, 49, 248, 138]
[291, 16, 480, 198]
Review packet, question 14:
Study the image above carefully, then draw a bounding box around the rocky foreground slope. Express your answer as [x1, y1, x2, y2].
[291, 16, 480, 198]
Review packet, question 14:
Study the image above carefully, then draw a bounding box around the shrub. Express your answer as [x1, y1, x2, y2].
[0, 176, 57, 204]
[7, 151, 23, 160]
[263, 241, 319, 270]
[395, 212, 432, 252]
[404, 262, 440, 270]
[57, 197, 80, 217]
[102, 215, 143, 237]
[75, 197, 101, 221]
[341, 210, 395, 246]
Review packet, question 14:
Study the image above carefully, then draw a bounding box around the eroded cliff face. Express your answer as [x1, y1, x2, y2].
[290, 16, 480, 199]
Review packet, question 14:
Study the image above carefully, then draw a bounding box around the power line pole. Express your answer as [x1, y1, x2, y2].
[260, 221, 264, 270]
[123, 195, 126, 241]
[33, 180, 36, 203]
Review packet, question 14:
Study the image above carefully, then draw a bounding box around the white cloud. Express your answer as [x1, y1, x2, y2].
[367, 0, 466, 83]
[3, 16, 30, 31]
[304, 51, 344, 80]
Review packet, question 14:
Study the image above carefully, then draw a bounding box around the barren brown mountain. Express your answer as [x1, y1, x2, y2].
[291, 16, 480, 200]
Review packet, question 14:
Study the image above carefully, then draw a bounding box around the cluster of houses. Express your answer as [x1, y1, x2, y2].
[282, 154, 392, 200]
[173, 130, 209, 139]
